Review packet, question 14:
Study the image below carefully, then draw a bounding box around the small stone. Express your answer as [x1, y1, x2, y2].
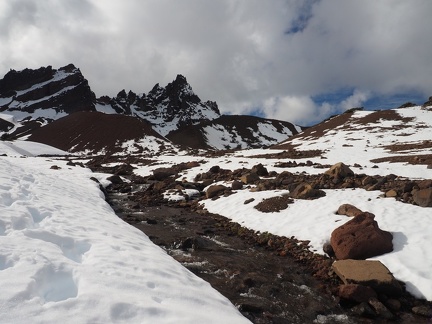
[322, 242, 335, 257]
[384, 299, 401, 312]
[231, 180, 243, 190]
[368, 297, 394, 320]
[385, 189, 398, 198]
[412, 305, 432, 318]
[336, 204, 363, 217]
[350, 302, 377, 318]
[244, 198, 255, 205]
[240, 173, 260, 184]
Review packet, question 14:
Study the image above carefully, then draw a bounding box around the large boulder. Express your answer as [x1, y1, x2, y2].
[412, 188, 432, 207]
[333, 259, 402, 297]
[325, 162, 354, 180]
[330, 213, 393, 260]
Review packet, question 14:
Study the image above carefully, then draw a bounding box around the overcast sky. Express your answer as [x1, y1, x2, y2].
[1, 0, 432, 125]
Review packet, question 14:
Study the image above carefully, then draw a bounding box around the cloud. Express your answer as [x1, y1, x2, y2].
[1, 0, 432, 125]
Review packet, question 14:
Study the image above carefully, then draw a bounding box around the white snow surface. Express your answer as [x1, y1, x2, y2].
[0, 142, 249, 324]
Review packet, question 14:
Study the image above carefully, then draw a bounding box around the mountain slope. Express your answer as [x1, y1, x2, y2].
[167, 114, 302, 150]
[27, 111, 175, 155]
[273, 105, 432, 173]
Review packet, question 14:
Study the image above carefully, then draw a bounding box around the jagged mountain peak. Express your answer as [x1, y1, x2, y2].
[0, 64, 96, 138]
[96, 74, 221, 136]
[165, 74, 194, 98]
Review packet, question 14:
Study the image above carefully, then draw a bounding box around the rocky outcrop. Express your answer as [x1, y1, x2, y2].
[330, 213, 393, 260]
[0, 64, 96, 115]
[422, 96, 432, 109]
[97, 74, 221, 137]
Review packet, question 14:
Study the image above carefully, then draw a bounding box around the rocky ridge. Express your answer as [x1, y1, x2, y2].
[0, 64, 302, 150]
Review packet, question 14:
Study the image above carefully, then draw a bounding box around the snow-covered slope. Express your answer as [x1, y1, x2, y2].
[274, 105, 432, 178]
[166, 114, 302, 150]
[0, 142, 249, 324]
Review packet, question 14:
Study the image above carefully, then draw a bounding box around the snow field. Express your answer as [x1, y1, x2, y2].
[0, 144, 250, 324]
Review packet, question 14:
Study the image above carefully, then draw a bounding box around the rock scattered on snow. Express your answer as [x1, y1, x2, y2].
[330, 212, 393, 260]
[336, 204, 363, 217]
[324, 162, 354, 180]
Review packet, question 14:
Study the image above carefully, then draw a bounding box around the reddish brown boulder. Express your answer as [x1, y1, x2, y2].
[336, 204, 363, 217]
[330, 213, 393, 260]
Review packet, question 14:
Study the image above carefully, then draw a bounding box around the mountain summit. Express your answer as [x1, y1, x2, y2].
[0, 64, 95, 116]
[97, 74, 220, 136]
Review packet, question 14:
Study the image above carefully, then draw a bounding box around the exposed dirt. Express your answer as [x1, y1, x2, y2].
[370, 154, 432, 166]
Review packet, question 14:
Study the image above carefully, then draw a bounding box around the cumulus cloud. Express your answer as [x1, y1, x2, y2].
[1, 0, 432, 125]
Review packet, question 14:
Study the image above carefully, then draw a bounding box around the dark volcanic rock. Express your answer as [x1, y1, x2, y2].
[338, 284, 377, 303]
[0, 64, 96, 115]
[98, 74, 221, 137]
